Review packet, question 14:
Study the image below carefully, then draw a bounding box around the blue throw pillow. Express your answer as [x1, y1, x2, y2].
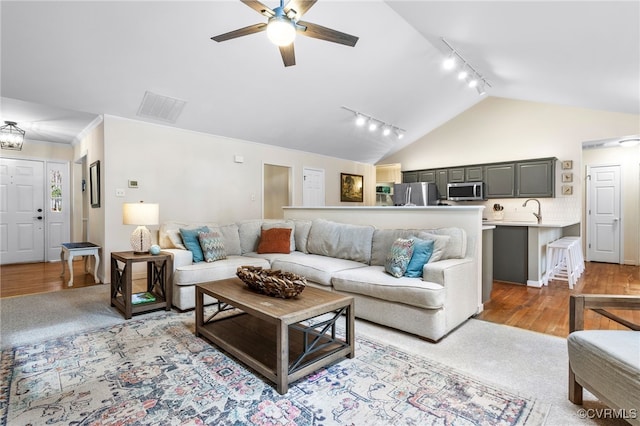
[405, 237, 435, 278]
[179, 226, 209, 263]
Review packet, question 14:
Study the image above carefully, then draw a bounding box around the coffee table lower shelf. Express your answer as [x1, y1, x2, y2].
[194, 278, 354, 395]
[196, 311, 353, 394]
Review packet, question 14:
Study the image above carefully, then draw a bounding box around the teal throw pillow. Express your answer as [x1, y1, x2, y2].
[404, 237, 435, 278]
[198, 231, 227, 262]
[179, 226, 209, 263]
[384, 238, 414, 278]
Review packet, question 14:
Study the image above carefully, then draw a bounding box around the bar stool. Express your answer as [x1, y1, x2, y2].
[546, 237, 582, 289]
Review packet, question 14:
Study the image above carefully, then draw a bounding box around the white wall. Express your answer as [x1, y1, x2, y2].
[381, 97, 640, 259]
[99, 115, 375, 282]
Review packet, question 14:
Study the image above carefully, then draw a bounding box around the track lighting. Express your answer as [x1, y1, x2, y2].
[341, 106, 406, 140]
[441, 37, 490, 96]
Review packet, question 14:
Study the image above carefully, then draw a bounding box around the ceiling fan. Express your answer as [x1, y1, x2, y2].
[211, 0, 359, 67]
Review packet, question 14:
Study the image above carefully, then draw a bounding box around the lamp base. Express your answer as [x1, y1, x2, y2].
[130, 226, 152, 253]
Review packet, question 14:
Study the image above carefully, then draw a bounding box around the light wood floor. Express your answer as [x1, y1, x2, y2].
[1, 259, 639, 338]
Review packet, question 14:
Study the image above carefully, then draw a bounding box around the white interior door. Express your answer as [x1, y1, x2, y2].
[586, 164, 621, 263]
[0, 158, 45, 264]
[303, 167, 325, 206]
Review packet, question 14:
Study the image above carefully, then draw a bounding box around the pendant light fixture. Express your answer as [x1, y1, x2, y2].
[0, 121, 25, 150]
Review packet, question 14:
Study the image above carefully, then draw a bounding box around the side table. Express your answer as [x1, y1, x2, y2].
[60, 242, 101, 287]
[110, 251, 173, 319]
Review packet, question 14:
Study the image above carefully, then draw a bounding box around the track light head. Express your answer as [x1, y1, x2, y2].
[368, 120, 378, 132]
[355, 114, 366, 126]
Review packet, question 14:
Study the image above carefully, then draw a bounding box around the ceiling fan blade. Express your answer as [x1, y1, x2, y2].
[284, 0, 317, 18]
[297, 21, 358, 47]
[211, 23, 267, 42]
[279, 43, 296, 67]
[240, 0, 274, 17]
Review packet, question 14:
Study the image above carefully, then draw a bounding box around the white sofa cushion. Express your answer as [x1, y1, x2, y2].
[332, 265, 445, 309]
[568, 330, 640, 414]
[292, 219, 312, 254]
[210, 223, 242, 256]
[306, 218, 374, 264]
[173, 255, 269, 286]
[271, 253, 367, 286]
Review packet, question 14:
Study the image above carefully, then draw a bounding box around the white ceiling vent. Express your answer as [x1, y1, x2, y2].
[137, 91, 186, 123]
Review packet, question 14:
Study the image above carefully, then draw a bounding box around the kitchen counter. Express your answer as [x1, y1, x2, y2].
[488, 219, 581, 287]
[483, 220, 579, 228]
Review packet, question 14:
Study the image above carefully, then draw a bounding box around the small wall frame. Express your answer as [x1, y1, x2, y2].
[561, 160, 573, 170]
[90, 160, 101, 208]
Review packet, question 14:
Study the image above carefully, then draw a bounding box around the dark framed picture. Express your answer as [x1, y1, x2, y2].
[90, 160, 101, 208]
[340, 173, 363, 202]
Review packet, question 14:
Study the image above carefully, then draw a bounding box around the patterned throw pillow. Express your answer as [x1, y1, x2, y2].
[404, 237, 435, 278]
[384, 238, 415, 278]
[198, 231, 227, 263]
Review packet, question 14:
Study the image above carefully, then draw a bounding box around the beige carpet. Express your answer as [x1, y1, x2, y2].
[0, 284, 625, 425]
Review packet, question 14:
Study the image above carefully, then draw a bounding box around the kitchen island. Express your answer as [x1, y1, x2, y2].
[484, 219, 580, 287]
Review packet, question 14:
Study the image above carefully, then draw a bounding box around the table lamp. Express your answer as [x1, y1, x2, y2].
[123, 201, 159, 253]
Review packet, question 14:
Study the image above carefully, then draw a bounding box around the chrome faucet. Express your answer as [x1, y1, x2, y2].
[522, 198, 542, 223]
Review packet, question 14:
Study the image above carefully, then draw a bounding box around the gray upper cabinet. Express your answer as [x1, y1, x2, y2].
[448, 168, 465, 183]
[403, 157, 556, 199]
[436, 169, 448, 199]
[485, 163, 516, 198]
[418, 170, 436, 183]
[516, 159, 555, 197]
[402, 171, 418, 183]
[465, 166, 484, 182]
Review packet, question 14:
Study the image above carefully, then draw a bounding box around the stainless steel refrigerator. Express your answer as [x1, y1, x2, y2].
[393, 182, 438, 206]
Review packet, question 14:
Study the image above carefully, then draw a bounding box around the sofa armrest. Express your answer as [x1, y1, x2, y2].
[162, 248, 192, 269]
[422, 258, 473, 286]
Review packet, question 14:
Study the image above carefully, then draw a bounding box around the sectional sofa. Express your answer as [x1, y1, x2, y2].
[159, 218, 478, 341]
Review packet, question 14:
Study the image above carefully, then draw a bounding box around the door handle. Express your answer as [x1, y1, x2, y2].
[613, 218, 619, 222]
[33, 216, 43, 220]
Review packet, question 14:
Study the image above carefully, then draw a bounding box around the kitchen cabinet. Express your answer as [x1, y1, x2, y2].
[402, 171, 418, 183]
[516, 159, 555, 197]
[493, 225, 528, 284]
[465, 166, 484, 182]
[448, 168, 465, 183]
[418, 170, 436, 183]
[485, 163, 516, 198]
[436, 169, 448, 199]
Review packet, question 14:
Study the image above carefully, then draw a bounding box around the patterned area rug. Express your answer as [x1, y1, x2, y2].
[0, 312, 548, 425]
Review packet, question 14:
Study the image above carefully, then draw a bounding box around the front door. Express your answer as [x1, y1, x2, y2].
[0, 158, 45, 264]
[586, 164, 621, 263]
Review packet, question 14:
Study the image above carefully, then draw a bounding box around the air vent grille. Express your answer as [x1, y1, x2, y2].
[137, 91, 186, 123]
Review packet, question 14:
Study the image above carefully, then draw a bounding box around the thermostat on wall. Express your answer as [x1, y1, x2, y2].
[128, 180, 139, 188]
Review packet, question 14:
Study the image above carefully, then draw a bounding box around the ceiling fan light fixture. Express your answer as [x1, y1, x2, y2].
[267, 16, 296, 46]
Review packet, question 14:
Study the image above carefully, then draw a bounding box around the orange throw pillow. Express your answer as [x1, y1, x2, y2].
[257, 228, 292, 254]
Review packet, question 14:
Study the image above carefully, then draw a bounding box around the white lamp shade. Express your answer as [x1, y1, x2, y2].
[123, 202, 159, 226]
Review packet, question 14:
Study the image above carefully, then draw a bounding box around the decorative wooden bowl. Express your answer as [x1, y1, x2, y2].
[236, 266, 306, 299]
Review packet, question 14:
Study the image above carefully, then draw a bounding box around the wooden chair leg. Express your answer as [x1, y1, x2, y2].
[569, 364, 583, 404]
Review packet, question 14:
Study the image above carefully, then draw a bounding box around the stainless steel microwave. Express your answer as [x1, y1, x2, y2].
[447, 182, 486, 201]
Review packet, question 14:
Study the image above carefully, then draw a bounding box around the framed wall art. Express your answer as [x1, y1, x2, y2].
[562, 172, 573, 183]
[561, 160, 573, 170]
[90, 160, 101, 208]
[340, 173, 363, 202]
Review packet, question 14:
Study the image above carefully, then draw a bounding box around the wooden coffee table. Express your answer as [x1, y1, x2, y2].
[195, 278, 354, 394]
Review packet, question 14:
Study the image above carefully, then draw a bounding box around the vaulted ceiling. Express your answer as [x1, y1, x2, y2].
[2, 1, 638, 164]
